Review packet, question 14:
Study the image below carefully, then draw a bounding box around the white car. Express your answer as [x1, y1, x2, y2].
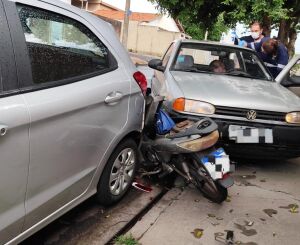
[149, 39, 300, 159]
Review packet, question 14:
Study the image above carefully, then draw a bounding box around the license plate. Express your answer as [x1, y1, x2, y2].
[201, 148, 232, 180]
[228, 125, 273, 144]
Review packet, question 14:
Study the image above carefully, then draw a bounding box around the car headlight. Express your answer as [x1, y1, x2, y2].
[173, 98, 215, 115]
[286, 112, 300, 124]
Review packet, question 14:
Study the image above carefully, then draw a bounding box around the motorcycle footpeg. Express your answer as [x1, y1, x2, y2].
[158, 171, 171, 179]
[158, 163, 174, 178]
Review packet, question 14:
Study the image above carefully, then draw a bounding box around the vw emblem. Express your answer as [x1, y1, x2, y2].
[246, 110, 257, 120]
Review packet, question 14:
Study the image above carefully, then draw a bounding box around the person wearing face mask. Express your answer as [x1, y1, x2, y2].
[258, 38, 289, 77]
[236, 21, 270, 52]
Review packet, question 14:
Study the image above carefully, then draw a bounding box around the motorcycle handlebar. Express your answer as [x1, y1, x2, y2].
[166, 118, 218, 139]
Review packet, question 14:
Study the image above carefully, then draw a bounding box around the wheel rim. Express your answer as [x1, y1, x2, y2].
[109, 148, 135, 196]
[192, 167, 220, 199]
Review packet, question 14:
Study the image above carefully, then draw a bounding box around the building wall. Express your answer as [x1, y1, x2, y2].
[98, 4, 116, 11]
[71, 0, 114, 12]
[127, 21, 181, 57]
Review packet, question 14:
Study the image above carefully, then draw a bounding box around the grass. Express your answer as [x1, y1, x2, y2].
[114, 234, 140, 245]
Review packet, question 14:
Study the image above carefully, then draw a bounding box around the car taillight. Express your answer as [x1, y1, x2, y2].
[133, 71, 147, 96]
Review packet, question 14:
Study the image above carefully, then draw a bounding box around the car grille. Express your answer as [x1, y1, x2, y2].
[215, 106, 286, 122]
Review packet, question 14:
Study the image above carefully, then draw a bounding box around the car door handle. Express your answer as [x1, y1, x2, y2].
[105, 91, 123, 104]
[0, 125, 8, 136]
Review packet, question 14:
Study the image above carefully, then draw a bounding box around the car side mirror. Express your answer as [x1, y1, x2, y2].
[148, 59, 165, 72]
[288, 74, 300, 85]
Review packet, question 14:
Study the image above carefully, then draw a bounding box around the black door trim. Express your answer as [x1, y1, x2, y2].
[0, 0, 19, 95]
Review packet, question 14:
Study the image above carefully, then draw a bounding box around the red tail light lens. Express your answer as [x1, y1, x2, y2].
[222, 173, 230, 180]
[133, 71, 147, 95]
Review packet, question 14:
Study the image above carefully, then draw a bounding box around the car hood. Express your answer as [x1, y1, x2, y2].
[171, 71, 300, 112]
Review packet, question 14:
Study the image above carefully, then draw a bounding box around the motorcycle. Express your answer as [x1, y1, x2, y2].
[137, 93, 234, 203]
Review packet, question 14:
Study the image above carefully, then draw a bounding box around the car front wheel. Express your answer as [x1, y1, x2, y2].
[97, 139, 137, 206]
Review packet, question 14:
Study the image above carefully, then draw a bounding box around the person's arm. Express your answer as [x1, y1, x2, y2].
[238, 36, 253, 48]
[259, 53, 278, 77]
[247, 42, 255, 49]
[276, 44, 289, 74]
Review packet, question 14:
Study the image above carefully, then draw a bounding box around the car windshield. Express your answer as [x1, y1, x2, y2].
[172, 43, 272, 81]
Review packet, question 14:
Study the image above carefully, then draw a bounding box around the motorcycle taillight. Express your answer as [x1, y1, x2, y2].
[222, 173, 230, 179]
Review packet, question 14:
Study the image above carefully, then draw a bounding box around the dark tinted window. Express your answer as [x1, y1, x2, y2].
[0, 1, 18, 94]
[17, 5, 112, 84]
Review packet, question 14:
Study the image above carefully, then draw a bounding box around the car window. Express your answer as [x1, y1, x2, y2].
[162, 43, 174, 67]
[287, 60, 300, 83]
[172, 43, 271, 81]
[17, 4, 113, 85]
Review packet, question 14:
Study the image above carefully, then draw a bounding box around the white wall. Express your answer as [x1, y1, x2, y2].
[127, 21, 182, 57]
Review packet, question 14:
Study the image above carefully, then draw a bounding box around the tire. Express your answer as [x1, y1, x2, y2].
[97, 139, 138, 206]
[189, 161, 228, 204]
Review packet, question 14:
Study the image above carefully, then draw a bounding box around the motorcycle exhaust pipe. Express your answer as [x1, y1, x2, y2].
[181, 161, 193, 182]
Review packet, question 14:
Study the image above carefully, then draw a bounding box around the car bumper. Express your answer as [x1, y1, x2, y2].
[216, 119, 300, 159]
[172, 112, 300, 158]
[215, 119, 300, 145]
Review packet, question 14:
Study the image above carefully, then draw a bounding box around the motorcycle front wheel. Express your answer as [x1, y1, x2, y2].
[189, 159, 227, 204]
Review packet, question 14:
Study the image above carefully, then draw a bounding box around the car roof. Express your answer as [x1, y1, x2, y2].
[176, 39, 255, 53]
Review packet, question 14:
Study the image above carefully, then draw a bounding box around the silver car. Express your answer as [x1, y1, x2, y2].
[149, 39, 300, 159]
[0, 0, 146, 244]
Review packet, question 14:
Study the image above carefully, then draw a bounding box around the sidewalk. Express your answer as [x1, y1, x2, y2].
[22, 185, 164, 245]
[128, 158, 300, 245]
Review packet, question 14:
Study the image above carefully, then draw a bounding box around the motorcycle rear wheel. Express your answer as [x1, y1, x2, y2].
[190, 163, 227, 203]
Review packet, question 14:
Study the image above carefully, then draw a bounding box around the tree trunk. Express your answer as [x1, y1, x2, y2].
[262, 15, 272, 37]
[287, 28, 297, 57]
[278, 18, 293, 48]
[279, 16, 299, 58]
[278, 19, 288, 44]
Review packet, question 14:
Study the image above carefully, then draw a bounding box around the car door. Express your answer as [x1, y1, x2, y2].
[276, 55, 300, 96]
[6, 0, 130, 229]
[151, 43, 175, 96]
[0, 1, 30, 243]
